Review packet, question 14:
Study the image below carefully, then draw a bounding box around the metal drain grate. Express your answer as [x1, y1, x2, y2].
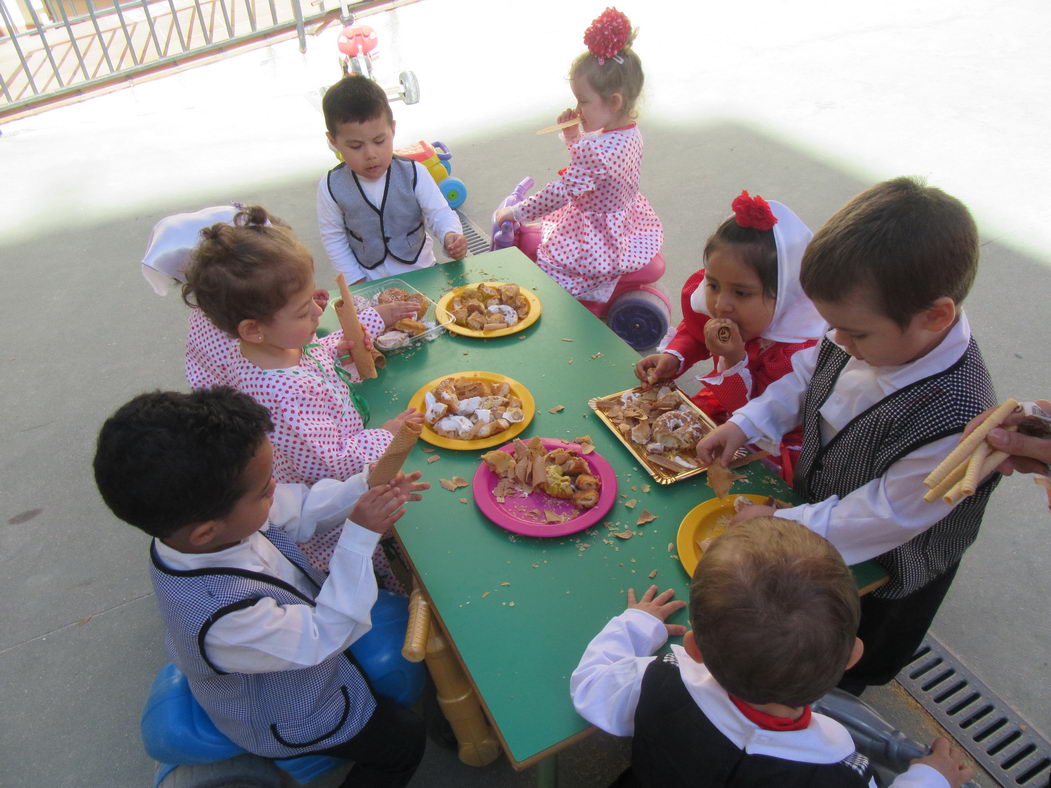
[898, 635, 1051, 786]
[457, 210, 492, 256]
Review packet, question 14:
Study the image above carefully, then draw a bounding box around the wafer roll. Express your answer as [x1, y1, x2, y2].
[402, 585, 431, 663]
[923, 458, 968, 503]
[334, 274, 377, 380]
[923, 399, 1019, 488]
[961, 442, 992, 496]
[368, 420, 422, 487]
[943, 449, 1010, 505]
[535, 117, 581, 135]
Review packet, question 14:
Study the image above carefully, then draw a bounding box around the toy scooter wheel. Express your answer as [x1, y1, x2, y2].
[440, 159, 452, 175]
[606, 290, 670, 351]
[439, 177, 467, 210]
[399, 71, 420, 105]
[157, 754, 280, 788]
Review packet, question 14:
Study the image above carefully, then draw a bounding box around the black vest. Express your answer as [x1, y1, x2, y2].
[625, 654, 873, 787]
[795, 337, 1000, 599]
[326, 156, 425, 269]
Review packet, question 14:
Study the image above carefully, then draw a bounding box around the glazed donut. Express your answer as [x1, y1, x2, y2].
[651, 409, 706, 450]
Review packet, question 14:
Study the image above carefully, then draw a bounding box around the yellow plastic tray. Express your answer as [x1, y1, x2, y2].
[435, 282, 542, 338]
[408, 371, 536, 450]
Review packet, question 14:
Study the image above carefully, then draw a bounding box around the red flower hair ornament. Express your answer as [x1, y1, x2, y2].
[731, 190, 778, 231]
[584, 7, 632, 64]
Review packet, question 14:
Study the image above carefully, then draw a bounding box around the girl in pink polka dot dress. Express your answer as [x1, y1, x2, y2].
[494, 8, 663, 304]
[181, 206, 421, 582]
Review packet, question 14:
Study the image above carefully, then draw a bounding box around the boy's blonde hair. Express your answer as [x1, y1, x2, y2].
[800, 177, 978, 328]
[691, 518, 859, 707]
[182, 206, 314, 337]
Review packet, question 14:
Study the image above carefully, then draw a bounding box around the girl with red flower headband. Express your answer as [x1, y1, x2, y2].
[635, 192, 826, 483]
[493, 7, 663, 304]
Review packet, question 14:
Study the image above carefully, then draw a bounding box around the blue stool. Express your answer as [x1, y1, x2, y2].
[142, 590, 425, 786]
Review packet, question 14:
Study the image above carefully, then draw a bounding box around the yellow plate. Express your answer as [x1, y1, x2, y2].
[676, 495, 772, 577]
[435, 282, 542, 338]
[408, 371, 536, 450]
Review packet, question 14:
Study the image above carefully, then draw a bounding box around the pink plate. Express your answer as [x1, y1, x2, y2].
[472, 438, 618, 538]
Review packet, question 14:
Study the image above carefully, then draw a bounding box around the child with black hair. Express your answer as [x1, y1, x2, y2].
[635, 191, 824, 481]
[698, 177, 1001, 692]
[93, 388, 428, 786]
[318, 74, 467, 283]
[571, 518, 972, 787]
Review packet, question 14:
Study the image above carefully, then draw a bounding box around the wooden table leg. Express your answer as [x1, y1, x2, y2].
[403, 585, 501, 767]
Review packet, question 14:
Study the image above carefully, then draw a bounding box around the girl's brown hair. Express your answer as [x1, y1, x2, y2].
[181, 206, 314, 337]
[703, 218, 779, 300]
[570, 33, 645, 119]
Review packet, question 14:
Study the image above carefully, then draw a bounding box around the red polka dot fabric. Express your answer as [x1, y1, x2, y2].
[513, 126, 663, 302]
[184, 304, 393, 574]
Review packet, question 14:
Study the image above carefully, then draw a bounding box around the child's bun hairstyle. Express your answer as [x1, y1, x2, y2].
[94, 388, 274, 538]
[182, 205, 314, 337]
[322, 74, 394, 136]
[690, 517, 860, 707]
[571, 8, 644, 118]
[800, 176, 978, 328]
[704, 191, 780, 300]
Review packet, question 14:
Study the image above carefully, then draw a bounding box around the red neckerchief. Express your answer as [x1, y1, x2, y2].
[603, 122, 637, 133]
[728, 694, 812, 731]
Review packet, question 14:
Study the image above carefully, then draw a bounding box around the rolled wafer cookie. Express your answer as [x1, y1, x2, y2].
[335, 274, 378, 380]
[923, 399, 1019, 488]
[368, 419, 423, 487]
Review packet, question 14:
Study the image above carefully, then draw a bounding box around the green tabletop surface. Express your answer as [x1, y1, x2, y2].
[324, 249, 886, 767]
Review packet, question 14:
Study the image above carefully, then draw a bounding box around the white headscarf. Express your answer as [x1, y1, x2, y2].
[690, 200, 827, 343]
[140, 205, 241, 295]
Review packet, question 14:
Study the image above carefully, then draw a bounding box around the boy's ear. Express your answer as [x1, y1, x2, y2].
[238, 319, 265, 344]
[683, 630, 704, 664]
[187, 520, 221, 548]
[845, 637, 864, 670]
[390, 119, 396, 135]
[920, 296, 957, 333]
[326, 131, 336, 147]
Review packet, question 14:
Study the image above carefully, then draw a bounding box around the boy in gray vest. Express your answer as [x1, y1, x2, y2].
[93, 387, 428, 786]
[697, 177, 1000, 693]
[318, 75, 466, 283]
[572, 518, 972, 787]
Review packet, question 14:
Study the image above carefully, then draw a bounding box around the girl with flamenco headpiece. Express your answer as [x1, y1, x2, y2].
[635, 192, 826, 483]
[494, 8, 664, 304]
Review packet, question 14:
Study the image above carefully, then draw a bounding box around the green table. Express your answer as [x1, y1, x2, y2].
[325, 248, 886, 772]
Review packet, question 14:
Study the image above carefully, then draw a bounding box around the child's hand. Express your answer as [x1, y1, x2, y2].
[696, 422, 749, 467]
[312, 289, 330, 310]
[494, 207, 515, 227]
[635, 353, 680, 386]
[557, 108, 581, 143]
[350, 483, 409, 535]
[375, 301, 420, 328]
[627, 585, 687, 636]
[912, 738, 974, 788]
[335, 333, 374, 360]
[730, 504, 776, 525]
[381, 408, 424, 434]
[444, 232, 468, 260]
[704, 319, 745, 367]
[389, 470, 430, 502]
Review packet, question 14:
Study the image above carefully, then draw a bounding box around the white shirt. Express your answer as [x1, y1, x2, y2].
[571, 609, 948, 788]
[730, 314, 973, 565]
[154, 473, 380, 674]
[317, 160, 463, 282]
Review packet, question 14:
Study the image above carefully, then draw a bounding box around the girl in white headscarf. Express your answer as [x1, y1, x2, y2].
[635, 192, 826, 482]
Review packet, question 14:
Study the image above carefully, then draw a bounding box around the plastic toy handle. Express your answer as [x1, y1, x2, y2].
[510, 176, 534, 205]
[432, 141, 452, 160]
[402, 585, 432, 662]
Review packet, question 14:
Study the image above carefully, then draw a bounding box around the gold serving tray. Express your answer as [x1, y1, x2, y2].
[588, 385, 748, 485]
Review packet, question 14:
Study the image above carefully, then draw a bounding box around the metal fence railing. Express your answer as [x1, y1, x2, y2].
[0, 0, 321, 115]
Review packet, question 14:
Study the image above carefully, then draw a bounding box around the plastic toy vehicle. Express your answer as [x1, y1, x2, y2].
[141, 590, 425, 787]
[338, 23, 419, 105]
[397, 140, 467, 210]
[491, 177, 671, 350]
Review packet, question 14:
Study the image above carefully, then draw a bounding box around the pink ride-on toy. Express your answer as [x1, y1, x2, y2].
[337, 23, 419, 105]
[492, 177, 672, 351]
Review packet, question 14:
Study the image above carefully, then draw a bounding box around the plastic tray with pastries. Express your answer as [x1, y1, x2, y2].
[588, 384, 749, 485]
[354, 278, 444, 352]
[434, 281, 542, 338]
[407, 371, 536, 450]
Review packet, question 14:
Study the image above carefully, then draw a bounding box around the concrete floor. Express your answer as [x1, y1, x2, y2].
[1, 0, 1049, 784]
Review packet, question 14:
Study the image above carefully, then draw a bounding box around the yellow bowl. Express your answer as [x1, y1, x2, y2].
[435, 282, 542, 338]
[408, 371, 536, 450]
[676, 494, 774, 577]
